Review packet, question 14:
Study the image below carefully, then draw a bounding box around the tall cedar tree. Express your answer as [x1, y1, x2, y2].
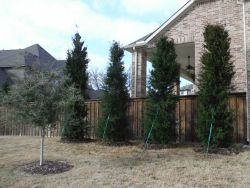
[197, 25, 235, 148]
[98, 42, 129, 142]
[145, 37, 180, 144]
[61, 33, 89, 140]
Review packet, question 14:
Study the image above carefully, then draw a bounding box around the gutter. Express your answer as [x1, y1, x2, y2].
[243, 1, 249, 143]
[238, 0, 249, 142]
[134, 50, 137, 97]
[0, 65, 26, 68]
[123, 42, 147, 52]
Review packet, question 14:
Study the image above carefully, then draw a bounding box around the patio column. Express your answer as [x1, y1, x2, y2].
[131, 48, 147, 98]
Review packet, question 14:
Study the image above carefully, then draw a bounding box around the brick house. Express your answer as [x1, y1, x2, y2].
[124, 0, 250, 141]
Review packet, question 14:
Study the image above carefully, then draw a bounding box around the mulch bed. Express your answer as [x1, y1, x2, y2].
[100, 140, 136, 147]
[60, 138, 97, 144]
[142, 143, 181, 150]
[193, 145, 243, 155]
[23, 160, 73, 175]
[138, 142, 246, 154]
[140, 142, 200, 150]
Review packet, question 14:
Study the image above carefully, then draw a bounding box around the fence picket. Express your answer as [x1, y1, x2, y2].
[0, 93, 247, 142]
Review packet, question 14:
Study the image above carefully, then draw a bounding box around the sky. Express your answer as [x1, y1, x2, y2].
[0, 0, 190, 86]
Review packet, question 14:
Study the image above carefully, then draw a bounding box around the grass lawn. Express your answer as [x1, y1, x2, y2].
[1, 136, 250, 188]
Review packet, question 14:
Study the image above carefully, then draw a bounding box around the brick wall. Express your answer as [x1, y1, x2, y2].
[159, 0, 247, 92]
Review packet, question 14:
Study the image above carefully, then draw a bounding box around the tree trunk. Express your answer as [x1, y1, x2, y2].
[40, 127, 45, 166]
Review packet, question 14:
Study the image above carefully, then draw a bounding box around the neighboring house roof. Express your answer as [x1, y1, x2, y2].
[0, 44, 65, 71]
[87, 88, 103, 100]
[180, 84, 193, 91]
[0, 44, 100, 100]
[0, 44, 66, 85]
[25, 44, 56, 63]
[124, 0, 196, 51]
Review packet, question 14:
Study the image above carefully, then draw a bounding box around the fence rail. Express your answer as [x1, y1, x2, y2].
[0, 93, 247, 142]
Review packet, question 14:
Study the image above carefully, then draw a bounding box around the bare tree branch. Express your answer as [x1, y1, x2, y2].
[88, 68, 105, 90]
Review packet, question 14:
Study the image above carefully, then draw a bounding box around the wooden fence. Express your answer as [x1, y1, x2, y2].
[0, 93, 247, 142]
[175, 93, 247, 143]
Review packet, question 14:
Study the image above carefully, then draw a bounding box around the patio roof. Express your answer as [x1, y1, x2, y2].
[124, 0, 196, 51]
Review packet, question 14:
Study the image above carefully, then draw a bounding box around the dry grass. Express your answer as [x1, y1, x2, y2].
[1, 136, 250, 188]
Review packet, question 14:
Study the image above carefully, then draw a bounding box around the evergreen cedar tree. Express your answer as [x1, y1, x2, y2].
[98, 41, 129, 142]
[61, 33, 90, 141]
[145, 37, 180, 144]
[197, 25, 235, 148]
[64, 33, 89, 99]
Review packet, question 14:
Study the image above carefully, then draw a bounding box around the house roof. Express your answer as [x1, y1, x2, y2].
[0, 44, 65, 71]
[180, 84, 193, 91]
[0, 44, 66, 85]
[124, 0, 196, 51]
[87, 88, 103, 100]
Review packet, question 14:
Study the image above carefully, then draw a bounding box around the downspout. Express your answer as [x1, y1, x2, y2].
[133, 47, 138, 98]
[134, 47, 137, 98]
[240, 0, 249, 142]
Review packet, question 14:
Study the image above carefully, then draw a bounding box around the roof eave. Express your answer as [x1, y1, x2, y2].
[0, 65, 26, 68]
[123, 41, 147, 52]
[124, 0, 196, 52]
[145, 0, 195, 43]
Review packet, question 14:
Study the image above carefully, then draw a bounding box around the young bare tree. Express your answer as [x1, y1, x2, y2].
[2, 71, 80, 166]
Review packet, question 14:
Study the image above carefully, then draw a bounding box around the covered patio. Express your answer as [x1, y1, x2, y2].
[124, 0, 250, 142]
[124, 39, 196, 98]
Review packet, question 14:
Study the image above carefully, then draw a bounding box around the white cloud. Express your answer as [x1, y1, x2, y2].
[0, 0, 189, 71]
[0, 0, 158, 50]
[88, 53, 108, 71]
[122, 0, 189, 16]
